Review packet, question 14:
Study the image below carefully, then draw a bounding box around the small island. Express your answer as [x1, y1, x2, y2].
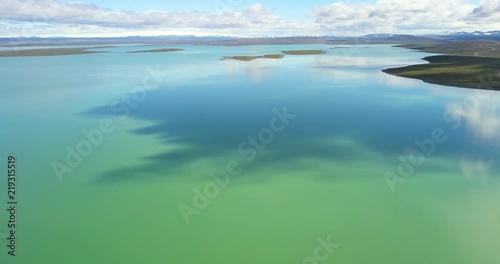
[221, 50, 326, 61]
[221, 54, 285, 61]
[128, 48, 184, 53]
[282, 50, 327, 55]
[0, 48, 106, 57]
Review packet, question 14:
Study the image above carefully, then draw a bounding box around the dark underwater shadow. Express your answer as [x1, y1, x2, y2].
[83, 68, 477, 184]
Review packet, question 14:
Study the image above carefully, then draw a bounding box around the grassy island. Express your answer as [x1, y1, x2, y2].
[0, 48, 106, 57]
[383, 55, 500, 90]
[282, 50, 327, 55]
[128, 48, 184, 53]
[221, 54, 285, 61]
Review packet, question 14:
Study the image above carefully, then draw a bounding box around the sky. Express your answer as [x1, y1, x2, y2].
[0, 0, 498, 37]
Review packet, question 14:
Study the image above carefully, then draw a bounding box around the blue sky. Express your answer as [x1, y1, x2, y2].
[0, 0, 498, 37]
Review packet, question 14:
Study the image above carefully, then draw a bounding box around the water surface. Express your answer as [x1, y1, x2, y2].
[1, 44, 499, 264]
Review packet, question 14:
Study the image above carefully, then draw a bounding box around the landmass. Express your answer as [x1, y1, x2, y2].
[0, 47, 107, 57]
[383, 55, 500, 90]
[384, 40, 500, 90]
[282, 50, 327, 55]
[128, 48, 184, 53]
[0, 36, 499, 90]
[0, 35, 440, 47]
[221, 54, 284, 61]
[396, 41, 500, 58]
[221, 50, 326, 61]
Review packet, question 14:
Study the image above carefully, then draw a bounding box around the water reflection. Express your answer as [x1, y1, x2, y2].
[221, 59, 282, 84]
[447, 98, 500, 145]
[84, 45, 495, 184]
[446, 94, 500, 181]
[460, 158, 492, 182]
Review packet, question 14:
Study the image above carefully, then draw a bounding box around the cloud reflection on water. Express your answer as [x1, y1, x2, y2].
[446, 93, 500, 181]
[84, 45, 499, 184]
[447, 99, 500, 145]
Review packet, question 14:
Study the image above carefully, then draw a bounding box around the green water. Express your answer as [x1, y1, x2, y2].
[1, 45, 499, 263]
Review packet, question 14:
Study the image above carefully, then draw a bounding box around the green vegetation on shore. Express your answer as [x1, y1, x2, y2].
[128, 48, 184, 53]
[384, 40, 500, 90]
[282, 50, 327, 55]
[0, 48, 106, 57]
[397, 41, 500, 58]
[221, 54, 285, 61]
[383, 55, 500, 90]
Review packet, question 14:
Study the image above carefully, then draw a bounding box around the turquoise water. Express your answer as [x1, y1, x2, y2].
[1, 44, 499, 263]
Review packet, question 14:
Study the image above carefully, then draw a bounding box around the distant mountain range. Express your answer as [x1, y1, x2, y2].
[434, 31, 500, 41]
[1, 31, 499, 47]
[441, 31, 500, 36]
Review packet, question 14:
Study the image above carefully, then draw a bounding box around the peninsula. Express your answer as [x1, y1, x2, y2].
[383, 40, 500, 90]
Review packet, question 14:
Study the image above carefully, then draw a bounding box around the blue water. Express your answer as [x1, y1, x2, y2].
[0, 44, 499, 263]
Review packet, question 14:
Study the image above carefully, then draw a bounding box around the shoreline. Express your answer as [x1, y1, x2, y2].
[382, 42, 500, 90]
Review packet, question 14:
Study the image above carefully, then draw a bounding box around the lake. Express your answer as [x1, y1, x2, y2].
[1, 44, 499, 263]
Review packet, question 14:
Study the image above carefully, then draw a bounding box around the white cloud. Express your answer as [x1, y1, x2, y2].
[312, 0, 497, 35]
[0, 1, 271, 28]
[0, 0, 321, 37]
[0, 0, 498, 37]
[467, 0, 500, 26]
